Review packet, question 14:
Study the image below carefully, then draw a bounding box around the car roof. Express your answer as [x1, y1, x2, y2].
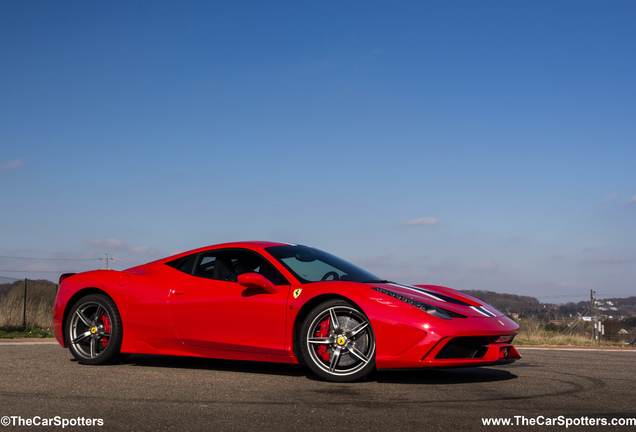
[135, 241, 293, 268]
[209, 240, 291, 249]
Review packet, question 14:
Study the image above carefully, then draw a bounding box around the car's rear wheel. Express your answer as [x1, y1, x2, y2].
[65, 293, 122, 365]
[299, 299, 375, 382]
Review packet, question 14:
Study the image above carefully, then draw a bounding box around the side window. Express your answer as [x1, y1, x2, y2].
[194, 251, 234, 281]
[166, 253, 198, 274]
[176, 249, 289, 285]
[231, 250, 288, 285]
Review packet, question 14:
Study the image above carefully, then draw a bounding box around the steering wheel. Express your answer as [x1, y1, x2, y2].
[320, 271, 340, 281]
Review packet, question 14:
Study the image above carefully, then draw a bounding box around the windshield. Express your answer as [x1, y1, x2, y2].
[265, 245, 382, 283]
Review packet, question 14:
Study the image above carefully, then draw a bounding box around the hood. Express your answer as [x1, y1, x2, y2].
[372, 282, 505, 318]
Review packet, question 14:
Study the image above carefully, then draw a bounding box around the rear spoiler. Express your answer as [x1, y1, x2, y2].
[59, 273, 76, 284]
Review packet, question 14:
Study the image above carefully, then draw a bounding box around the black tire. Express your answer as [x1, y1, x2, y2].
[299, 299, 375, 382]
[65, 293, 123, 365]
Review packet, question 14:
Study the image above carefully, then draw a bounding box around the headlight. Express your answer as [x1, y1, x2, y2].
[374, 287, 466, 320]
[495, 335, 515, 343]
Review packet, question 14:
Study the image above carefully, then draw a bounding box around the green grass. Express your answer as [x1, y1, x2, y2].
[515, 333, 625, 347]
[0, 327, 53, 338]
[515, 318, 627, 347]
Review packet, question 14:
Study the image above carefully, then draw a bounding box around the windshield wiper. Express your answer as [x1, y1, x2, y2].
[363, 279, 392, 284]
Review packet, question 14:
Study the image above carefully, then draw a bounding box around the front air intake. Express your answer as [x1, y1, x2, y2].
[436, 336, 498, 359]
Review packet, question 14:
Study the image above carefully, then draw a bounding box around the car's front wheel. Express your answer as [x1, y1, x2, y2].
[299, 299, 376, 382]
[65, 293, 122, 364]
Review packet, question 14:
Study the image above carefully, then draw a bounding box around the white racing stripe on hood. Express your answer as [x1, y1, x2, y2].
[388, 283, 447, 303]
[470, 305, 497, 317]
[481, 306, 498, 316]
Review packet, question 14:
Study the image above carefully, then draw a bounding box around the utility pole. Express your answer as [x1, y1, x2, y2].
[590, 289, 596, 341]
[99, 253, 114, 270]
[22, 277, 27, 329]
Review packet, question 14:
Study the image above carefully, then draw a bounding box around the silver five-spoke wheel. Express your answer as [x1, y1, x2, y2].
[69, 302, 112, 359]
[66, 293, 122, 365]
[301, 301, 375, 381]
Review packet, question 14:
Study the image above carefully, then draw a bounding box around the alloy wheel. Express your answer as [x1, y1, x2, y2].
[69, 302, 112, 359]
[306, 305, 375, 377]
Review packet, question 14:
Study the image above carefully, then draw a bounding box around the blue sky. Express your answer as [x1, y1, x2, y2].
[1, 1, 635, 301]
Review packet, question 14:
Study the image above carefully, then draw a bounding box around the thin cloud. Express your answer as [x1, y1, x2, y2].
[87, 238, 125, 250]
[86, 238, 153, 257]
[604, 192, 617, 202]
[0, 159, 24, 173]
[629, 195, 636, 205]
[579, 257, 636, 266]
[401, 216, 439, 226]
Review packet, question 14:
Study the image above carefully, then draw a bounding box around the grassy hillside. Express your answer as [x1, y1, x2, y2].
[461, 290, 544, 316]
[0, 280, 57, 329]
[0, 276, 18, 284]
[463, 290, 636, 318]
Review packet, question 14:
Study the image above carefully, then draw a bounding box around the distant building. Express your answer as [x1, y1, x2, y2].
[549, 319, 567, 326]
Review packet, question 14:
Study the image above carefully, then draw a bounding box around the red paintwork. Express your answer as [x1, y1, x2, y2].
[53, 241, 520, 369]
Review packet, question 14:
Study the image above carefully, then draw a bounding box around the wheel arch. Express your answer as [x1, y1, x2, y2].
[291, 293, 368, 363]
[61, 287, 120, 347]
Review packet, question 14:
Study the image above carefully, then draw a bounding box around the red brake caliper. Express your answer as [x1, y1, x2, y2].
[99, 313, 111, 348]
[314, 317, 331, 362]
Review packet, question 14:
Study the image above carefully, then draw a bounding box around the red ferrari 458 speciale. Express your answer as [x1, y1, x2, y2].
[54, 241, 520, 382]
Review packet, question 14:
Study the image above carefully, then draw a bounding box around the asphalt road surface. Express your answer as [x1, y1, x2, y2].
[0, 343, 635, 431]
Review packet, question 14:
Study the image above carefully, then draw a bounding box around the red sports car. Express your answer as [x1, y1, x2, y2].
[53, 241, 520, 382]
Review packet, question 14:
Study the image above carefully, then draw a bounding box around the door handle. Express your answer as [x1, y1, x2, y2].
[169, 289, 185, 296]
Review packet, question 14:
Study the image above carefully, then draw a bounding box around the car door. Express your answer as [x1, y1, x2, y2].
[167, 248, 291, 360]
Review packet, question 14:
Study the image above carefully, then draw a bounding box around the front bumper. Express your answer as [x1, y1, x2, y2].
[374, 314, 521, 369]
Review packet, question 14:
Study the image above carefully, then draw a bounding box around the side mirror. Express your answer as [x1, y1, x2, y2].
[237, 272, 276, 293]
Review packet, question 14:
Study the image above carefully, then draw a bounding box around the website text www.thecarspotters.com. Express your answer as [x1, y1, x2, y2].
[481, 415, 636, 428]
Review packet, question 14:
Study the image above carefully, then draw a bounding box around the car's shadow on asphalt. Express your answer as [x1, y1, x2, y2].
[373, 367, 517, 384]
[108, 354, 517, 384]
[117, 354, 307, 377]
